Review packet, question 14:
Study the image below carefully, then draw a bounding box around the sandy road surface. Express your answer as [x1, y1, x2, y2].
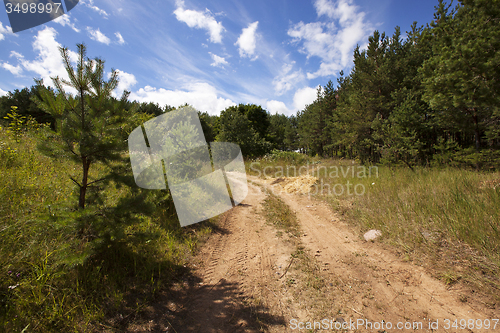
[129, 176, 498, 332]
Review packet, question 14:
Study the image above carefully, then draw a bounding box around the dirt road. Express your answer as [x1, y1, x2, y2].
[130, 176, 499, 332]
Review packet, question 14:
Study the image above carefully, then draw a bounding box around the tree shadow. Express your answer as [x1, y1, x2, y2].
[109, 266, 285, 332]
[94, 218, 285, 332]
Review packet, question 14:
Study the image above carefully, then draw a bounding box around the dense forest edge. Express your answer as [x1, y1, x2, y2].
[2, 0, 500, 169]
[1, 0, 499, 331]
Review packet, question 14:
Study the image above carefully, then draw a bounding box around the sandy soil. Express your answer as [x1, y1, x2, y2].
[126, 176, 499, 332]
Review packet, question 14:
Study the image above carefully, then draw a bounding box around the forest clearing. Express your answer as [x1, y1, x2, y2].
[122, 173, 499, 332]
[1, 0, 499, 331]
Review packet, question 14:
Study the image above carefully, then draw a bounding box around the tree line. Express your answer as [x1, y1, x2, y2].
[0, 87, 299, 159]
[297, 0, 500, 169]
[2, 0, 498, 170]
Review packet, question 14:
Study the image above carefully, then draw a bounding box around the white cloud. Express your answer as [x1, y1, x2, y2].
[21, 27, 71, 81]
[129, 82, 235, 115]
[1, 62, 23, 76]
[10, 51, 24, 59]
[115, 32, 125, 45]
[0, 88, 8, 97]
[288, 22, 331, 59]
[11, 27, 78, 91]
[81, 0, 109, 17]
[293, 86, 318, 111]
[112, 69, 137, 95]
[315, 0, 357, 23]
[272, 62, 305, 96]
[86, 27, 111, 45]
[306, 62, 343, 80]
[209, 52, 228, 68]
[235, 21, 259, 58]
[174, 0, 224, 44]
[53, 14, 80, 32]
[0, 21, 13, 41]
[266, 100, 292, 116]
[288, 0, 372, 79]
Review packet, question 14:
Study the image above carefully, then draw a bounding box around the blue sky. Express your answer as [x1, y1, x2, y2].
[0, 0, 439, 116]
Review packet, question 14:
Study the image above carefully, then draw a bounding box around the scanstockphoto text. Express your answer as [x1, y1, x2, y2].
[290, 318, 499, 331]
[249, 162, 379, 196]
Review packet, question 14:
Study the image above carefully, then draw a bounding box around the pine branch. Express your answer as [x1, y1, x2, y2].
[69, 176, 82, 188]
[87, 177, 107, 186]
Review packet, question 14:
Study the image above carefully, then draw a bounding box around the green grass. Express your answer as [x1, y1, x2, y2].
[246, 149, 316, 179]
[250, 154, 500, 301]
[261, 189, 329, 318]
[261, 191, 300, 237]
[342, 165, 500, 298]
[0, 126, 216, 332]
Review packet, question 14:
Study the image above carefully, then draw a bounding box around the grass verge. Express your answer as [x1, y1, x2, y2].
[0, 126, 217, 332]
[261, 190, 332, 318]
[251, 155, 500, 305]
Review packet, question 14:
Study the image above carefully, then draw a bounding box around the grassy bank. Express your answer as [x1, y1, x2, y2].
[247, 152, 500, 302]
[340, 164, 500, 300]
[0, 127, 216, 332]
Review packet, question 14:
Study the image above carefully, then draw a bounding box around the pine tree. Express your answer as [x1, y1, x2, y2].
[34, 43, 134, 209]
[420, 0, 500, 151]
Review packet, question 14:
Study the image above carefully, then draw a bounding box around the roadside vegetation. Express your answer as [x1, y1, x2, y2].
[0, 0, 498, 330]
[0, 48, 217, 332]
[0, 118, 218, 332]
[261, 191, 331, 316]
[249, 152, 500, 304]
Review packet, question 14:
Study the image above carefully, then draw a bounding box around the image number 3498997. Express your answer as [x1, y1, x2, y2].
[3, 0, 79, 33]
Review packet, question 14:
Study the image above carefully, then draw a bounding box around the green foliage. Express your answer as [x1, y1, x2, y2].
[298, 82, 335, 157]
[137, 101, 164, 117]
[268, 113, 288, 150]
[432, 140, 500, 170]
[296, 0, 500, 169]
[217, 104, 272, 158]
[227, 103, 270, 139]
[372, 89, 431, 169]
[0, 85, 55, 127]
[420, 0, 500, 151]
[263, 149, 309, 164]
[0, 44, 208, 332]
[3, 107, 26, 142]
[2, 106, 49, 143]
[0, 119, 216, 332]
[198, 111, 218, 142]
[33, 43, 137, 210]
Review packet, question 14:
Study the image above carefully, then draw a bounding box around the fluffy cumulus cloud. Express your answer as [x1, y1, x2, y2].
[174, 0, 225, 44]
[0, 27, 78, 92]
[293, 86, 318, 110]
[1, 62, 23, 76]
[266, 100, 292, 116]
[272, 62, 305, 96]
[0, 87, 8, 96]
[53, 14, 80, 32]
[19, 27, 78, 85]
[129, 82, 235, 115]
[288, 0, 372, 79]
[1, 51, 24, 76]
[235, 21, 259, 58]
[86, 27, 111, 44]
[115, 32, 125, 45]
[111, 69, 137, 96]
[0, 21, 13, 41]
[209, 52, 228, 68]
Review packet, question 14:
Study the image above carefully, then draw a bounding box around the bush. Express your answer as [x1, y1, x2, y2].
[262, 149, 310, 164]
